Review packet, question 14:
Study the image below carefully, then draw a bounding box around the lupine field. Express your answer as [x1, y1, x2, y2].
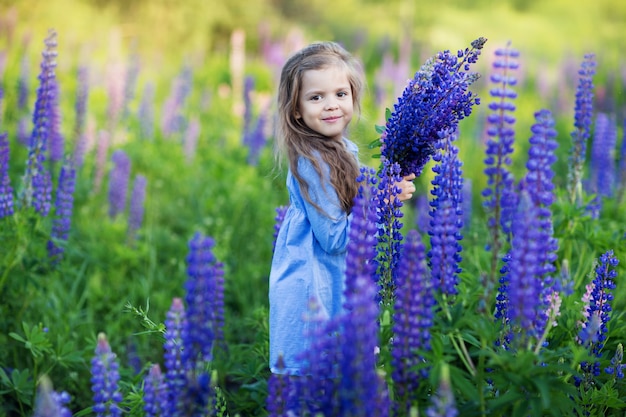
[1, 1, 625, 416]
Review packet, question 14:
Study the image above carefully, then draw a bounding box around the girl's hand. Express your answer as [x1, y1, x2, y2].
[395, 173, 416, 201]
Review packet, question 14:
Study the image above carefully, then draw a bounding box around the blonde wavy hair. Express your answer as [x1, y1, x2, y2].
[276, 41, 364, 215]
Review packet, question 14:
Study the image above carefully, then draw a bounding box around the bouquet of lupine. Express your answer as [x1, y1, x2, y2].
[371, 37, 487, 177]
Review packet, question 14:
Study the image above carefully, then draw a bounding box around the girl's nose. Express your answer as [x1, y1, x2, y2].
[325, 98, 338, 110]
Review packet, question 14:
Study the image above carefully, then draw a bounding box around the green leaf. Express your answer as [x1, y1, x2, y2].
[368, 137, 382, 149]
[9, 332, 27, 344]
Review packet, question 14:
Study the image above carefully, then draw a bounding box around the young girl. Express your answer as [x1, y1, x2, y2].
[269, 41, 416, 374]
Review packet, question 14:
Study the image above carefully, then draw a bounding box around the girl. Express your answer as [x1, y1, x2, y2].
[269, 41, 415, 374]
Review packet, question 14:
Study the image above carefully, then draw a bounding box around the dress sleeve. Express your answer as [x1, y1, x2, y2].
[296, 156, 351, 255]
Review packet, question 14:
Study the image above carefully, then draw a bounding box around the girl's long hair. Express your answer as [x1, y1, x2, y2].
[276, 41, 364, 215]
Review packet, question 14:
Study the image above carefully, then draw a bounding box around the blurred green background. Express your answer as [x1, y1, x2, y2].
[4, 0, 625, 76]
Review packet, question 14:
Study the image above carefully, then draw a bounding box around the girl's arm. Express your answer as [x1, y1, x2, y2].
[297, 157, 351, 255]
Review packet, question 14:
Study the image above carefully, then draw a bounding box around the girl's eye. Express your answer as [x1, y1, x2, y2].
[337, 91, 348, 98]
[310, 95, 322, 101]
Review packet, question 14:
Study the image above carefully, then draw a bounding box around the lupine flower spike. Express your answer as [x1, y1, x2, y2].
[505, 192, 547, 347]
[287, 169, 389, 416]
[108, 149, 131, 218]
[392, 228, 433, 414]
[91, 333, 122, 417]
[21, 29, 58, 216]
[33, 377, 72, 417]
[521, 109, 560, 338]
[0, 132, 14, 218]
[377, 36, 486, 177]
[143, 363, 166, 417]
[163, 297, 186, 416]
[618, 118, 626, 202]
[183, 233, 225, 367]
[482, 42, 519, 282]
[375, 158, 405, 306]
[339, 167, 386, 415]
[266, 355, 294, 417]
[428, 129, 464, 298]
[587, 112, 617, 217]
[576, 250, 619, 387]
[567, 53, 596, 205]
[605, 343, 624, 380]
[47, 157, 77, 261]
[48, 81, 64, 163]
[272, 205, 288, 251]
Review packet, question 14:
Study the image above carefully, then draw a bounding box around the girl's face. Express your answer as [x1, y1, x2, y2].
[295, 65, 354, 142]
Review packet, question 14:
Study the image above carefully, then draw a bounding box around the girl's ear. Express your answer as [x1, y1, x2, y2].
[294, 109, 301, 119]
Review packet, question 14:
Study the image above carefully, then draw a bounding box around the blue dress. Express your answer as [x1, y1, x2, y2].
[269, 138, 359, 374]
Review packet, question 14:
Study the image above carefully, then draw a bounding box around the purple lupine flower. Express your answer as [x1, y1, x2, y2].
[272, 205, 288, 251]
[578, 250, 619, 357]
[587, 112, 617, 218]
[425, 364, 458, 417]
[375, 158, 405, 306]
[522, 109, 558, 209]
[379, 37, 486, 177]
[138, 82, 155, 140]
[143, 363, 166, 417]
[47, 158, 76, 261]
[73, 65, 90, 167]
[481, 43, 519, 283]
[392, 228, 433, 414]
[567, 53, 596, 204]
[428, 130, 464, 296]
[266, 356, 295, 417]
[518, 109, 560, 335]
[293, 302, 343, 415]
[0, 132, 14, 218]
[246, 111, 268, 166]
[604, 343, 624, 380]
[506, 192, 546, 344]
[91, 333, 123, 417]
[48, 80, 64, 163]
[122, 51, 140, 119]
[576, 250, 619, 387]
[107, 149, 131, 218]
[161, 66, 193, 137]
[33, 378, 72, 417]
[183, 117, 200, 163]
[338, 167, 385, 414]
[163, 297, 186, 416]
[618, 118, 626, 201]
[183, 233, 224, 367]
[17, 116, 30, 146]
[292, 170, 389, 416]
[127, 174, 147, 244]
[21, 29, 57, 216]
[494, 251, 512, 337]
